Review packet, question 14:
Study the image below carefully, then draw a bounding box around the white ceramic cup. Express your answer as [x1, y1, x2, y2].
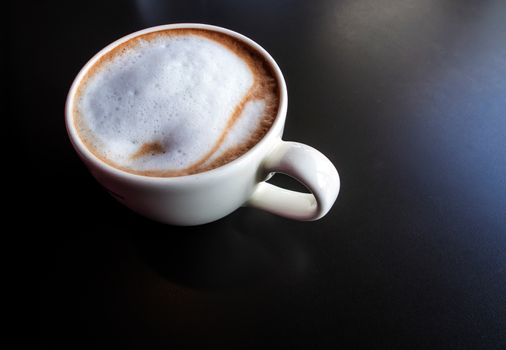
[65, 23, 340, 225]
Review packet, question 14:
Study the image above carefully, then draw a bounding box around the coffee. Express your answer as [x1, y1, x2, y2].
[74, 28, 279, 177]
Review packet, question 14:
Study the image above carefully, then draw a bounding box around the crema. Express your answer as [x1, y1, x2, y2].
[74, 29, 279, 177]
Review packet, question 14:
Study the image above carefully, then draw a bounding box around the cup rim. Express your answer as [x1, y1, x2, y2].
[65, 23, 287, 184]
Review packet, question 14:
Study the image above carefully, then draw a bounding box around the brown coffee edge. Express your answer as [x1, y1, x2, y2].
[73, 28, 280, 177]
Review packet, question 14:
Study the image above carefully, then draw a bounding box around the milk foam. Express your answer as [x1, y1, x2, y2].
[203, 99, 266, 166]
[76, 31, 273, 175]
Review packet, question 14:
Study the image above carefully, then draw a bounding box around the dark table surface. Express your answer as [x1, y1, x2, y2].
[21, 0, 505, 348]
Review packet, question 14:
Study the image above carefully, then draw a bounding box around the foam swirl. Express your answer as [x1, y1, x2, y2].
[74, 29, 278, 177]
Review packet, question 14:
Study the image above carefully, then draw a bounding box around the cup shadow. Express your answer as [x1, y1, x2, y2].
[131, 209, 311, 290]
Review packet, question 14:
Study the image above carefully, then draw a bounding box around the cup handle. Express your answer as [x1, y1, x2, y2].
[247, 141, 340, 220]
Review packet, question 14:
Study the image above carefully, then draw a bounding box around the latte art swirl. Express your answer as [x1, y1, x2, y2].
[74, 29, 279, 177]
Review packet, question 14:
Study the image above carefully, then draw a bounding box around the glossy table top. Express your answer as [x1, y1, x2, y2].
[24, 0, 506, 348]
